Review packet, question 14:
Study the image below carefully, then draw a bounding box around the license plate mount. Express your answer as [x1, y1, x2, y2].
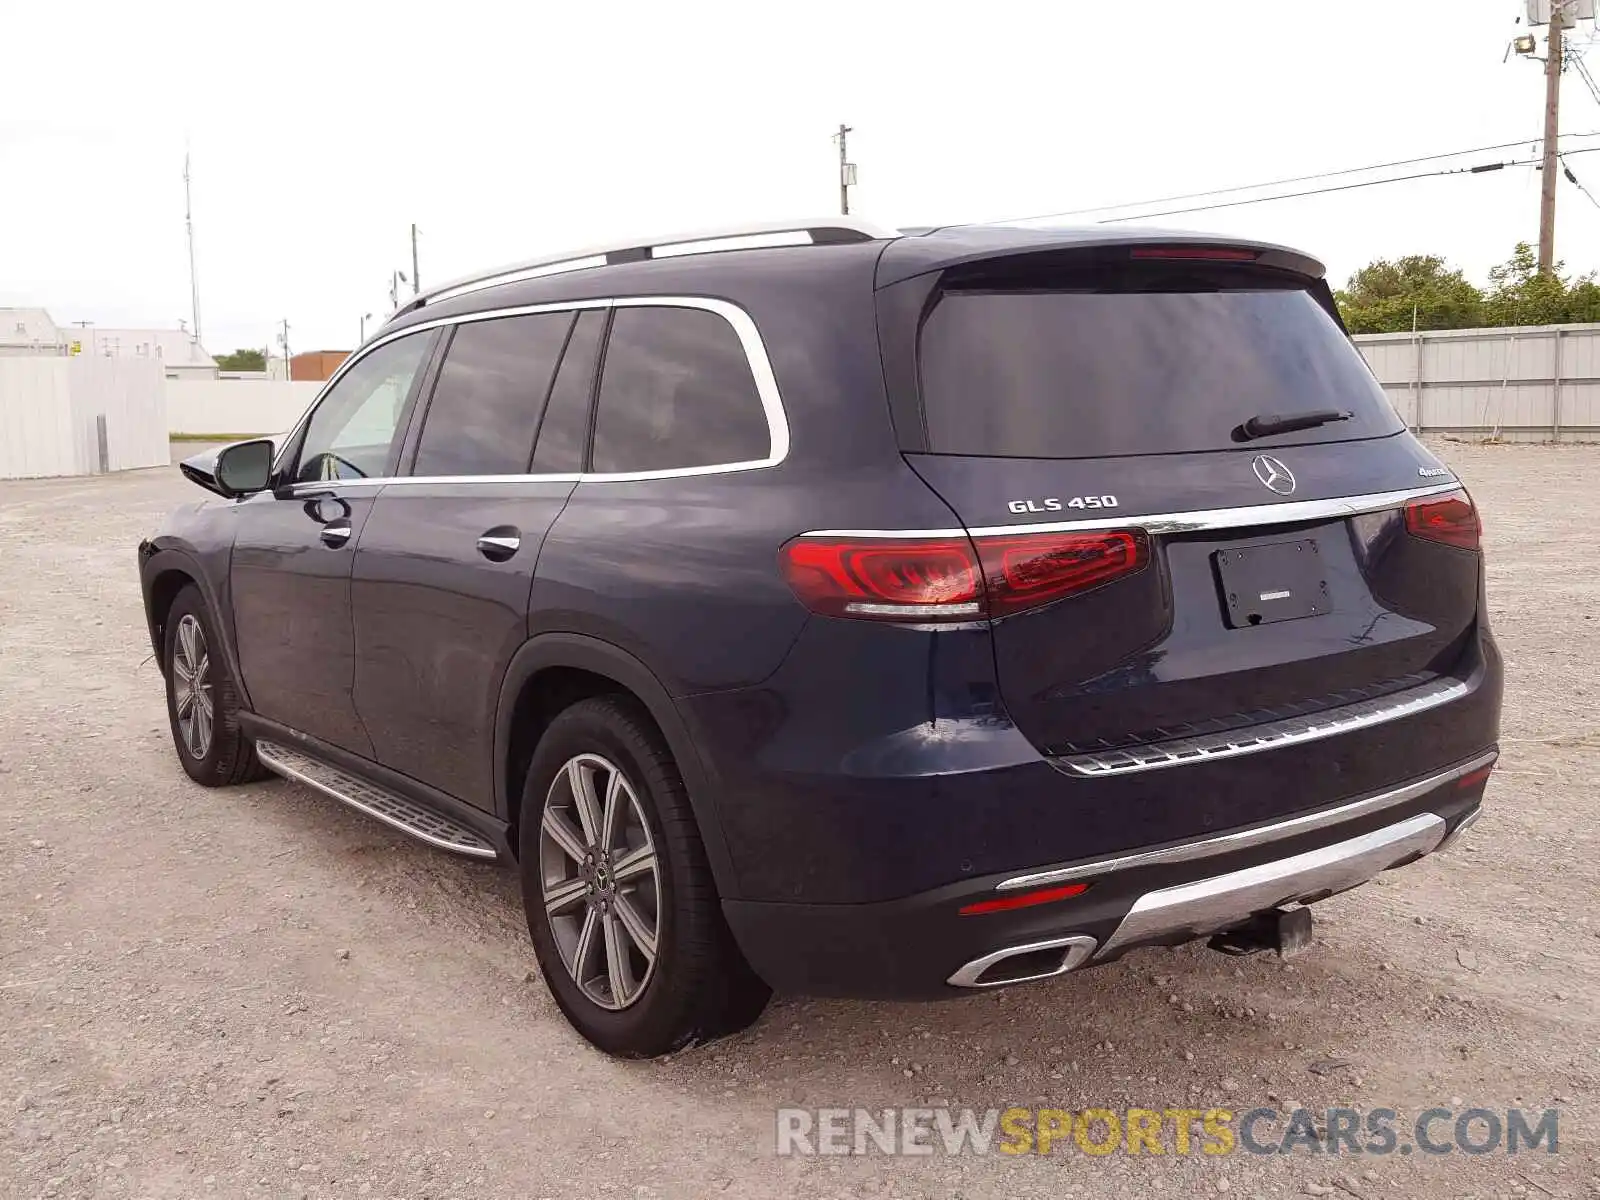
[1214, 539, 1328, 628]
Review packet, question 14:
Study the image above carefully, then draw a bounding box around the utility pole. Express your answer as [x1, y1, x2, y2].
[389, 270, 409, 309]
[835, 123, 854, 215]
[1539, 3, 1566, 274]
[360, 312, 373, 345]
[410, 224, 420, 294]
[277, 319, 291, 380]
[183, 149, 203, 345]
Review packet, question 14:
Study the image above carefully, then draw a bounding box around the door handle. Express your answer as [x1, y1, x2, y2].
[320, 523, 353, 548]
[476, 528, 521, 562]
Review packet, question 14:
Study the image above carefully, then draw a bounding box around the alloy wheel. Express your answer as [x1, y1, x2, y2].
[537, 754, 661, 1010]
[171, 613, 214, 761]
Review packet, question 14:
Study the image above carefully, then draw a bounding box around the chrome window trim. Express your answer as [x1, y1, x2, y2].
[994, 748, 1496, 892]
[273, 295, 789, 488]
[796, 482, 1462, 541]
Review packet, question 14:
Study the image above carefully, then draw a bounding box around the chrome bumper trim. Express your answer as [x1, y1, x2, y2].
[947, 934, 1098, 989]
[1434, 804, 1484, 854]
[1094, 812, 1446, 960]
[1056, 676, 1470, 778]
[998, 749, 1495, 892]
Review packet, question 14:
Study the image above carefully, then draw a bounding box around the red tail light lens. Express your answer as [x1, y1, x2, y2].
[779, 538, 983, 620]
[780, 529, 1148, 622]
[1404, 489, 1480, 551]
[977, 530, 1149, 617]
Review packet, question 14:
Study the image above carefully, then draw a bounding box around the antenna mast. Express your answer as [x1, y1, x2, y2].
[184, 148, 203, 344]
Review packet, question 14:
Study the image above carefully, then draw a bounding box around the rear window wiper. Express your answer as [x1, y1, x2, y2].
[1234, 408, 1353, 442]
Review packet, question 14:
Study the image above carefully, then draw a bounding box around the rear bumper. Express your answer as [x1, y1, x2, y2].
[722, 750, 1491, 999]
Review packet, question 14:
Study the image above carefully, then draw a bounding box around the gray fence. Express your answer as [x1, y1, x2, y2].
[1353, 323, 1600, 442]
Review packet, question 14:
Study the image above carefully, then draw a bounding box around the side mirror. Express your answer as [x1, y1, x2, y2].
[214, 438, 276, 496]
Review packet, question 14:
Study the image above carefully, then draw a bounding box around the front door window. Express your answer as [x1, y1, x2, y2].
[294, 334, 431, 482]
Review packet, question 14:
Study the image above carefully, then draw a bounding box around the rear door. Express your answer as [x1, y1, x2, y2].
[349, 308, 604, 810]
[890, 249, 1484, 823]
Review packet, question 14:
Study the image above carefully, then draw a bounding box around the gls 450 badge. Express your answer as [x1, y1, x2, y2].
[1007, 495, 1119, 515]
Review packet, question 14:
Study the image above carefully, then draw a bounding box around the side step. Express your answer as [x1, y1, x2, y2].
[255, 739, 498, 859]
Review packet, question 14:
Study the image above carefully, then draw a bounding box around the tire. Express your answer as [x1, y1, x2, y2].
[518, 695, 770, 1057]
[163, 584, 268, 787]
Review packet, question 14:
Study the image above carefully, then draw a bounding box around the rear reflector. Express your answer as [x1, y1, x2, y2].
[1456, 763, 1495, 790]
[959, 882, 1090, 916]
[780, 530, 1148, 622]
[1404, 488, 1480, 551]
[1129, 245, 1261, 262]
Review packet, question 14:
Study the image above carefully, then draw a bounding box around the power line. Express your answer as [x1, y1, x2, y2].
[1572, 51, 1600, 110]
[1561, 153, 1600, 210]
[1090, 145, 1600, 224]
[978, 132, 1600, 227]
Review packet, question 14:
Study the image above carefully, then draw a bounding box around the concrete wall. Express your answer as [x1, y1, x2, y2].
[1353, 323, 1600, 442]
[0, 357, 168, 478]
[166, 379, 322, 437]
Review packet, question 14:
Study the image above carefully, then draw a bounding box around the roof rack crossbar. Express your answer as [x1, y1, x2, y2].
[404, 217, 897, 312]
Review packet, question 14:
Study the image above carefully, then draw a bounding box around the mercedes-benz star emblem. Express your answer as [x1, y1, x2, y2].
[1251, 454, 1296, 495]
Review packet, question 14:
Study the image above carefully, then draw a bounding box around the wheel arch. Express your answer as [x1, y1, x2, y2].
[495, 633, 739, 896]
[140, 547, 247, 704]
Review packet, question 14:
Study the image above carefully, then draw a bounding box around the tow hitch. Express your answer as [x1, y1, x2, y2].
[1207, 906, 1315, 959]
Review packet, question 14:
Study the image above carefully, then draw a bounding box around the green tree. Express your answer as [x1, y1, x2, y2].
[214, 348, 266, 371]
[1334, 255, 1484, 334]
[1481, 241, 1600, 326]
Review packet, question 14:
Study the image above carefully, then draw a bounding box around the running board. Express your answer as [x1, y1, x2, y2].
[254, 739, 498, 859]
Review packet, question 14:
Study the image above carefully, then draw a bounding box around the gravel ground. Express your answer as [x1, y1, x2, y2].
[1, 441, 1596, 1199]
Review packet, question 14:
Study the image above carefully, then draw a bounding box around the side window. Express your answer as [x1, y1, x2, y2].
[295, 333, 431, 482]
[411, 312, 573, 477]
[591, 306, 770, 474]
[530, 309, 605, 474]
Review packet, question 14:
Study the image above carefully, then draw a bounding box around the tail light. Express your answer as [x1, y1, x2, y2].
[780, 530, 1149, 622]
[1404, 489, 1480, 551]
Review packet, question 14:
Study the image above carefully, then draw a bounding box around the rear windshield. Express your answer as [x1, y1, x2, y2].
[917, 275, 1402, 458]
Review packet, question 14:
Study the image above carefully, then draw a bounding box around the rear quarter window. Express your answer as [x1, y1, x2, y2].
[918, 277, 1402, 459]
[591, 306, 770, 474]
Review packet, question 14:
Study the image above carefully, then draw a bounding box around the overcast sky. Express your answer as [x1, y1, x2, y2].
[4, 0, 1598, 354]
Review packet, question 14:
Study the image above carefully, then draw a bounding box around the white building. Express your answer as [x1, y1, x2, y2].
[0, 308, 70, 356]
[76, 325, 218, 379]
[0, 308, 218, 378]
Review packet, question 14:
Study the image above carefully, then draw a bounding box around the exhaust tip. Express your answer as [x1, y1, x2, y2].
[947, 934, 1096, 989]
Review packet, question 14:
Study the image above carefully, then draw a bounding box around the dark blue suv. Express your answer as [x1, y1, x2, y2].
[139, 219, 1502, 1056]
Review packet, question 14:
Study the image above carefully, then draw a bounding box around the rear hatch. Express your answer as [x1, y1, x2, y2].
[880, 240, 1488, 830]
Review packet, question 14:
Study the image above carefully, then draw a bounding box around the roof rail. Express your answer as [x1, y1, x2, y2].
[401, 217, 899, 313]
